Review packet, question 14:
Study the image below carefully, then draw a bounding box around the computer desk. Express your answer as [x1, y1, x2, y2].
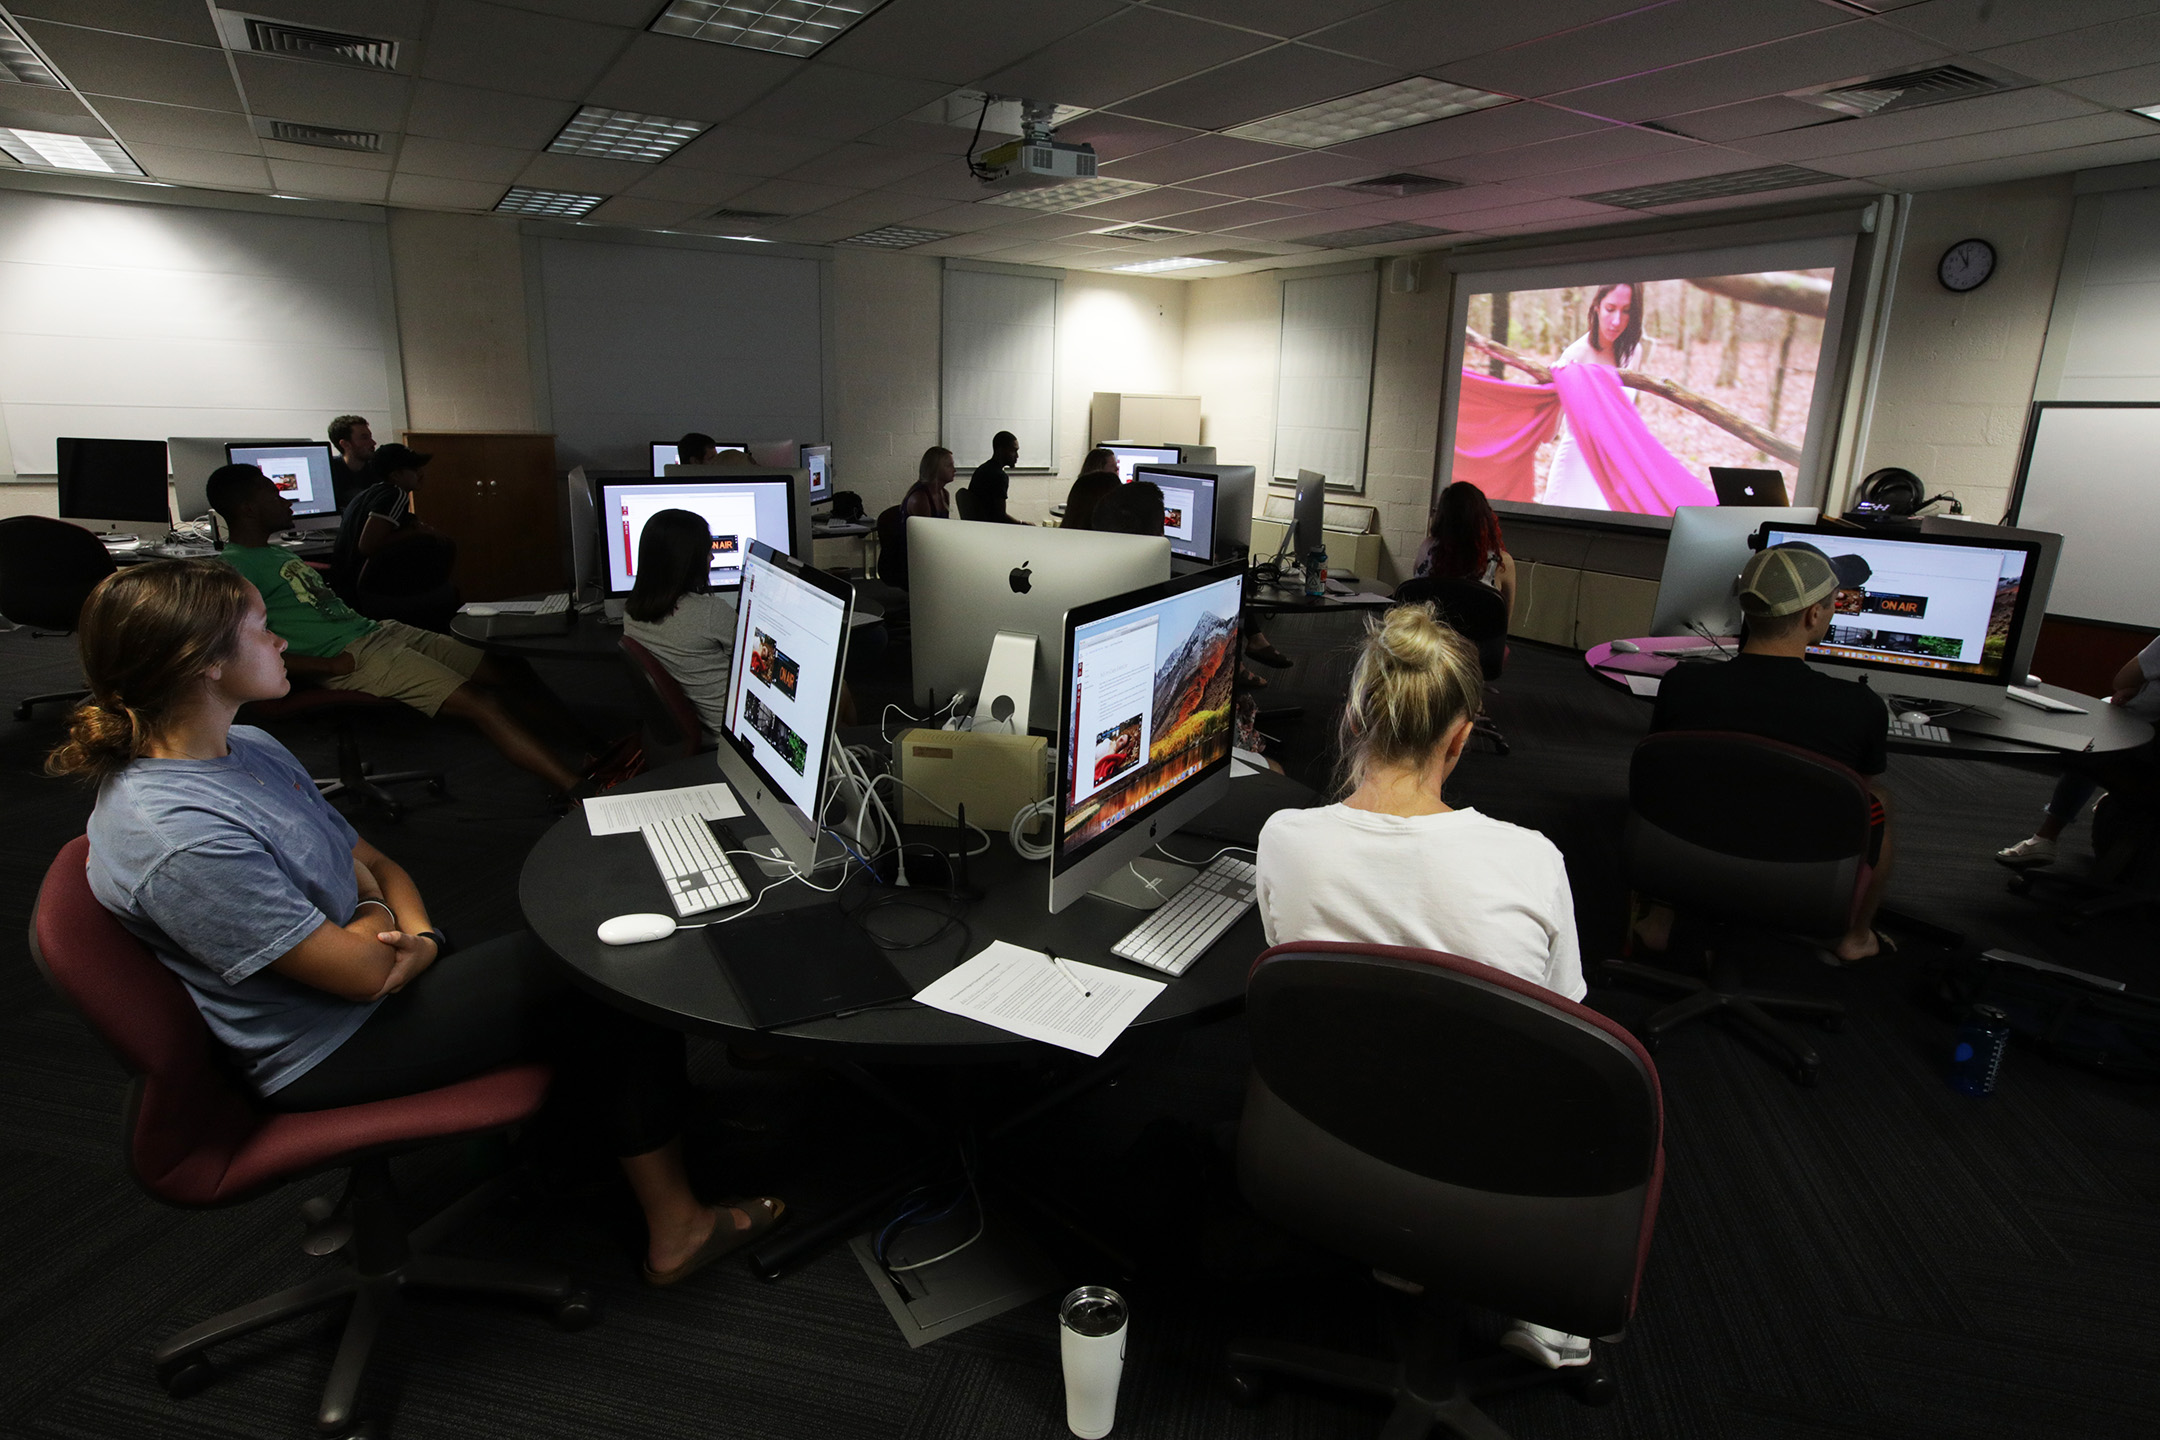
[518, 750, 1301, 1275]
[450, 596, 886, 662]
[1583, 635, 2153, 760]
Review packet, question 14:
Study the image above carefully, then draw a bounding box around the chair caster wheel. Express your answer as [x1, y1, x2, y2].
[553, 1291, 600, 1331]
[1228, 1368, 1270, 1407]
[1566, 1365, 1615, 1406]
[156, 1357, 216, 1399]
[1792, 1059, 1819, 1086]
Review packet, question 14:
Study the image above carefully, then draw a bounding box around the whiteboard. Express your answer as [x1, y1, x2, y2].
[2010, 403, 2160, 627]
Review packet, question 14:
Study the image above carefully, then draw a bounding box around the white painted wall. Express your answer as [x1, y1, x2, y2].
[1034, 271, 1188, 520]
[2039, 180, 2160, 403]
[387, 211, 538, 434]
[1182, 270, 1282, 491]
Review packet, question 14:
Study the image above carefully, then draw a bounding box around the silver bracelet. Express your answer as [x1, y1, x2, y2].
[352, 897, 396, 926]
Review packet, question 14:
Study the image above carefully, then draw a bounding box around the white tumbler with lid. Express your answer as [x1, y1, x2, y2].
[1058, 1285, 1128, 1438]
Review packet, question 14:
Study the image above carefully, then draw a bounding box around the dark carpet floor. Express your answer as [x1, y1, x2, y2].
[1, 609, 2156, 1440]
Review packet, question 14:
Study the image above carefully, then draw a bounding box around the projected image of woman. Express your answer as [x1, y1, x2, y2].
[1542, 283, 1643, 511]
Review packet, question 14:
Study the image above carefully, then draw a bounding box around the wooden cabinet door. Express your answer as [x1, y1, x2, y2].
[401, 432, 562, 600]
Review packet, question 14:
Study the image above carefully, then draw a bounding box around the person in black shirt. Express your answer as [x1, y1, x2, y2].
[332, 443, 444, 598]
[1651, 542, 1895, 962]
[327, 414, 374, 510]
[676, 432, 716, 467]
[963, 431, 1020, 521]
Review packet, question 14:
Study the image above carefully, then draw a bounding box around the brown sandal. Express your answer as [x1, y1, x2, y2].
[643, 1196, 786, 1286]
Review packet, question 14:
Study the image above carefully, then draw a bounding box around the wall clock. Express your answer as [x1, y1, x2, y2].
[1938, 238, 1995, 293]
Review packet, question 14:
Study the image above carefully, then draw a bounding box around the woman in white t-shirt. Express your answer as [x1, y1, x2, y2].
[623, 508, 735, 737]
[1253, 600, 1593, 1369]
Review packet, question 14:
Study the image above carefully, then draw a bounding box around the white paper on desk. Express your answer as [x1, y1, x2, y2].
[583, 782, 743, 836]
[1333, 592, 1396, 606]
[1623, 674, 1662, 698]
[913, 941, 1167, 1057]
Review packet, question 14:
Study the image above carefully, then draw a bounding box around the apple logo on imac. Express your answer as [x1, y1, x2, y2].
[1009, 562, 1032, 594]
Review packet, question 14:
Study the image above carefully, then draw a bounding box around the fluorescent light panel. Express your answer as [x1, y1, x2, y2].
[549, 106, 707, 162]
[0, 129, 143, 175]
[0, 20, 61, 86]
[980, 175, 1156, 212]
[841, 224, 952, 248]
[651, 0, 881, 58]
[1226, 77, 1512, 149]
[2135, 103, 2160, 122]
[1106, 256, 1219, 273]
[495, 186, 605, 218]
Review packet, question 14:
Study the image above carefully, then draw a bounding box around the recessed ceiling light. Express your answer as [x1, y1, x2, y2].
[980, 176, 1157, 213]
[1225, 78, 1512, 149]
[651, 0, 884, 58]
[262, 120, 382, 153]
[2135, 103, 2160, 122]
[0, 20, 61, 86]
[495, 186, 606, 218]
[549, 106, 707, 162]
[1090, 224, 1192, 241]
[0, 129, 143, 175]
[841, 224, 953, 248]
[716, 234, 777, 242]
[1578, 164, 1838, 210]
[1106, 256, 1220, 273]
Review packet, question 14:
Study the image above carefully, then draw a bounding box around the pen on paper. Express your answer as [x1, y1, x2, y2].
[1047, 952, 1092, 998]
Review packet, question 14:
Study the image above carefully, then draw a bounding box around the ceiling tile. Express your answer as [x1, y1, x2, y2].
[1809, 110, 2160, 176]
[267, 157, 390, 201]
[0, 88, 98, 129]
[1437, 124, 1684, 183]
[725, 176, 866, 214]
[1327, 100, 1601, 165]
[1863, 131, 2160, 189]
[912, 230, 1027, 256]
[1150, 0, 1395, 40]
[1440, 0, 1840, 101]
[1306, 0, 1658, 71]
[20, 23, 241, 110]
[777, 141, 948, 189]
[1216, 210, 1379, 240]
[890, 201, 1025, 233]
[622, 166, 762, 203]
[1977, 18, 2160, 84]
[1115, 43, 1404, 131]
[1645, 176, 1873, 214]
[234, 56, 414, 131]
[1736, 87, 2110, 162]
[1437, 196, 1630, 227]
[8, 0, 219, 46]
[490, 0, 658, 23]
[387, 172, 505, 209]
[1149, 196, 1310, 231]
[2057, 62, 2160, 111]
[404, 82, 576, 149]
[420, 0, 633, 101]
[398, 135, 532, 183]
[1552, 21, 1950, 123]
[980, 211, 1126, 239]
[515, 151, 651, 191]
[884, 163, 1012, 201]
[582, 32, 797, 123]
[262, 137, 393, 171]
[1101, 134, 1297, 184]
[979, 8, 1275, 110]
[1050, 113, 1202, 163]
[1328, 181, 1555, 221]
[94, 97, 259, 154]
[667, 125, 838, 176]
[1064, 185, 1225, 222]
[586, 195, 707, 226]
[1655, 96, 1842, 141]
[123, 142, 271, 188]
[803, 189, 952, 228]
[1525, 144, 1768, 196]
[722, 65, 954, 144]
[1875, 0, 2157, 53]
[1261, 180, 1392, 209]
[756, 214, 863, 244]
[1189, 149, 1388, 197]
[854, 117, 978, 155]
[821, 0, 1124, 85]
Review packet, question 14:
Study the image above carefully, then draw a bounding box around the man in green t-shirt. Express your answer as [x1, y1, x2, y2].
[207, 464, 602, 799]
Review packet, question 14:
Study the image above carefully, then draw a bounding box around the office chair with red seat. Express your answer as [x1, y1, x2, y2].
[29, 836, 593, 1438]
[620, 634, 708, 763]
[240, 685, 447, 820]
[1228, 942, 1664, 1439]
[1602, 730, 1862, 1084]
[1391, 576, 1511, 755]
[0, 515, 117, 720]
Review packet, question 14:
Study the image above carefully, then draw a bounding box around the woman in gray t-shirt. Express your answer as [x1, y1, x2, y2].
[622, 508, 735, 738]
[55, 560, 779, 1286]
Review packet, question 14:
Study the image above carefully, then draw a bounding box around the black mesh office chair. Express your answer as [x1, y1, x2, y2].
[1391, 576, 1510, 755]
[874, 505, 910, 590]
[1228, 942, 1664, 1439]
[0, 516, 117, 720]
[1601, 731, 1863, 1084]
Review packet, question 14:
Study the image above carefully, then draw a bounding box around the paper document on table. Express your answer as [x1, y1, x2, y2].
[583, 783, 744, 837]
[1623, 674, 1662, 698]
[913, 941, 1167, 1057]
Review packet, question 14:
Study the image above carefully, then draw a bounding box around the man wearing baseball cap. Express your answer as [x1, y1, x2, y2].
[1649, 541, 1896, 964]
[332, 442, 442, 596]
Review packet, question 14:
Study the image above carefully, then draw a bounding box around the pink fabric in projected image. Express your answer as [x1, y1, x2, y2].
[1454, 364, 1719, 515]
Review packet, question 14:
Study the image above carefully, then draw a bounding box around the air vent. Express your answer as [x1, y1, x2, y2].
[1794, 64, 2008, 118]
[1336, 172, 1461, 199]
[1192, 249, 1274, 262]
[841, 225, 952, 249]
[264, 120, 381, 153]
[710, 207, 788, 221]
[1091, 224, 1191, 241]
[223, 14, 399, 71]
[1578, 164, 1838, 210]
[1296, 222, 1454, 249]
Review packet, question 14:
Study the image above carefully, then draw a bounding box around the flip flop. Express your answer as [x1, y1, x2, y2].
[1246, 638, 1295, 669]
[1821, 929, 1898, 967]
[643, 1197, 786, 1286]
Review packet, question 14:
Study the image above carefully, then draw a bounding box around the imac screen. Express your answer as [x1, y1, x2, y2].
[227, 443, 339, 518]
[1134, 466, 1218, 562]
[802, 444, 832, 502]
[723, 544, 847, 822]
[1761, 526, 2038, 681]
[1105, 444, 1179, 483]
[599, 476, 793, 593]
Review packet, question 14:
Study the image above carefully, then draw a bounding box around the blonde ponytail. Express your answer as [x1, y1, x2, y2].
[1336, 602, 1484, 792]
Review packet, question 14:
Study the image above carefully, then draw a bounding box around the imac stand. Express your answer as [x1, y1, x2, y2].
[970, 631, 1036, 734]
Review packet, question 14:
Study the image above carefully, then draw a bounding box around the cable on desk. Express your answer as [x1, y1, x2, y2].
[1010, 796, 1054, 860]
[1153, 839, 1257, 869]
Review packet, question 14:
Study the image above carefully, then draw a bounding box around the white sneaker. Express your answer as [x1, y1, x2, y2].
[1500, 1321, 1593, 1369]
[1994, 835, 2058, 869]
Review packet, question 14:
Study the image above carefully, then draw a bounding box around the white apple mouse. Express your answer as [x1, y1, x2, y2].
[1609, 639, 1641, 654]
[463, 604, 499, 617]
[1897, 710, 1933, 727]
[597, 913, 677, 945]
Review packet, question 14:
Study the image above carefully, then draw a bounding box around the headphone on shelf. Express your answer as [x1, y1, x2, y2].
[1854, 467, 1927, 516]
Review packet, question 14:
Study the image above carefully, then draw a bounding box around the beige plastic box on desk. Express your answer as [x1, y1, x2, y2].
[892, 727, 1047, 829]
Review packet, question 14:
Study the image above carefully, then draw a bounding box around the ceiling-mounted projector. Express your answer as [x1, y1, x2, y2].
[973, 97, 1096, 190]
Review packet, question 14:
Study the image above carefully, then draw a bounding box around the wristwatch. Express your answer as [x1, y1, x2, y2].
[418, 928, 451, 957]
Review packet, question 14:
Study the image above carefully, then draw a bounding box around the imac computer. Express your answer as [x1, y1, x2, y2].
[226, 442, 342, 532]
[1050, 562, 1248, 913]
[669, 464, 810, 568]
[650, 439, 748, 475]
[1651, 504, 1818, 637]
[800, 444, 833, 504]
[716, 540, 856, 872]
[909, 518, 1171, 727]
[598, 473, 797, 596]
[57, 438, 170, 536]
[1133, 464, 1255, 564]
[171, 437, 304, 523]
[1756, 520, 2047, 711]
[566, 465, 624, 605]
[1103, 444, 1180, 483]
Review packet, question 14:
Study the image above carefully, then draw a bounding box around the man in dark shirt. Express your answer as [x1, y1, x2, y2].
[1651, 542, 1895, 962]
[332, 443, 441, 597]
[964, 431, 1020, 521]
[327, 414, 375, 510]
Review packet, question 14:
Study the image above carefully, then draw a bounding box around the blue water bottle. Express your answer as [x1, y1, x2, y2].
[1948, 1003, 2010, 1096]
[1303, 546, 1327, 598]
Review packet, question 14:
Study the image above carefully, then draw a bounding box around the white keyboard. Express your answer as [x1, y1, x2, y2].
[1888, 716, 1950, 743]
[489, 592, 570, 615]
[1111, 855, 1257, 976]
[640, 814, 751, 917]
